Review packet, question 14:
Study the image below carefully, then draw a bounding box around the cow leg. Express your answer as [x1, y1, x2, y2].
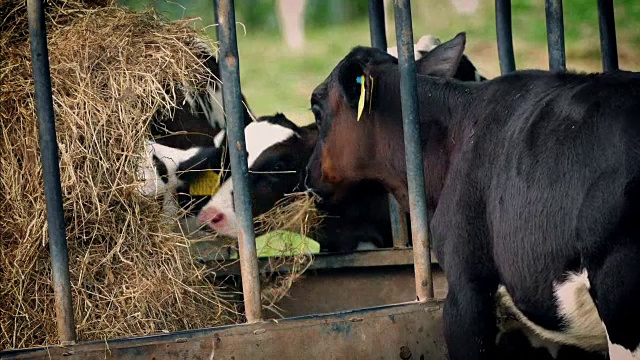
[433, 207, 498, 359]
[592, 244, 640, 359]
[444, 276, 500, 360]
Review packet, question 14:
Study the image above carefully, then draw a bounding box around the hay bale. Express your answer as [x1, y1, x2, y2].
[0, 0, 243, 350]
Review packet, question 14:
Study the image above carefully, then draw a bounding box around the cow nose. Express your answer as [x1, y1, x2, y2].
[198, 206, 226, 227]
[210, 212, 224, 224]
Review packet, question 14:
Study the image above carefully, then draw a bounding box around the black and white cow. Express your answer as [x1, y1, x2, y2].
[136, 41, 252, 216]
[137, 140, 223, 217]
[193, 34, 488, 252]
[304, 31, 640, 360]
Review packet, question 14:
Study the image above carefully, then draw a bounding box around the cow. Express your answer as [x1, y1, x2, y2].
[388, 33, 485, 83]
[149, 40, 254, 151]
[136, 140, 223, 217]
[304, 31, 640, 360]
[136, 40, 252, 217]
[193, 33, 488, 253]
[192, 112, 393, 252]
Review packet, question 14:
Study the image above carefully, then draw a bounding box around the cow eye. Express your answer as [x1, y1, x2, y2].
[272, 161, 285, 171]
[311, 105, 322, 125]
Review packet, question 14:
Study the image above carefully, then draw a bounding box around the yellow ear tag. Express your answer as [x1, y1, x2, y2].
[189, 170, 221, 196]
[368, 76, 374, 114]
[356, 75, 365, 121]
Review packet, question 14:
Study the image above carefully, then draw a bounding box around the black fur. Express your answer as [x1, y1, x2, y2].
[307, 32, 640, 359]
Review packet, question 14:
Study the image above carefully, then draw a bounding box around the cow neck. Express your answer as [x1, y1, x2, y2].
[369, 73, 472, 213]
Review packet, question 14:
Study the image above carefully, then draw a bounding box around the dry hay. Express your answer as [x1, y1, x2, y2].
[253, 191, 322, 316]
[186, 191, 323, 318]
[0, 0, 318, 351]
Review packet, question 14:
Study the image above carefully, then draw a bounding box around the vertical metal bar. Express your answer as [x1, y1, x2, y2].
[26, 0, 77, 345]
[368, 0, 387, 50]
[393, 0, 434, 300]
[369, 0, 410, 248]
[389, 198, 410, 248]
[545, 0, 566, 72]
[215, 0, 262, 322]
[495, 0, 516, 75]
[597, 0, 619, 72]
[213, 0, 221, 41]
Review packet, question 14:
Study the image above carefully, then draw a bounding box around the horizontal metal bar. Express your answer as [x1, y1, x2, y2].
[495, 0, 516, 74]
[206, 248, 441, 275]
[545, 0, 566, 72]
[0, 301, 446, 360]
[26, 0, 77, 346]
[597, 0, 619, 72]
[393, 0, 434, 301]
[215, 0, 262, 323]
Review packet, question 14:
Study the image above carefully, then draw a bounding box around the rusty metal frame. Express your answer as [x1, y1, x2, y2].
[25, 0, 76, 346]
[0, 301, 447, 360]
[368, 0, 411, 250]
[391, 0, 434, 301]
[214, 0, 263, 323]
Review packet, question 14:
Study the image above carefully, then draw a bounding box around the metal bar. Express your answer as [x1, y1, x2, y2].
[368, 0, 410, 249]
[215, 0, 262, 323]
[545, 0, 566, 72]
[213, 0, 221, 41]
[0, 301, 446, 360]
[495, 0, 516, 75]
[388, 198, 409, 248]
[597, 0, 619, 72]
[392, 0, 434, 301]
[26, 0, 77, 345]
[210, 248, 438, 276]
[368, 0, 387, 49]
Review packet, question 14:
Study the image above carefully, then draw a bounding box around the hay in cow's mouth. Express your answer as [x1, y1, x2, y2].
[0, 0, 315, 349]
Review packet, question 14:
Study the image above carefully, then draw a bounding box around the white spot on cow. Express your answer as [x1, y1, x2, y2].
[415, 34, 441, 53]
[495, 269, 608, 357]
[196, 121, 297, 236]
[196, 178, 237, 237]
[214, 129, 226, 148]
[604, 323, 640, 359]
[137, 141, 199, 198]
[355, 241, 378, 251]
[185, 83, 226, 131]
[387, 34, 441, 60]
[245, 121, 296, 168]
[137, 141, 201, 217]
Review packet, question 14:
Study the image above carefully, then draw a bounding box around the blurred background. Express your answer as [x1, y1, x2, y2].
[119, 0, 640, 125]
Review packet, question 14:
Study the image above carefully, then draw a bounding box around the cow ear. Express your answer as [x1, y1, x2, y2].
[415, 32, 466, 78]
[176, 146, 222, 184]
[338, 58, 369, 112]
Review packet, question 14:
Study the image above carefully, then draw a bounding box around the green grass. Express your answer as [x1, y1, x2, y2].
[120, 0, 640, 125]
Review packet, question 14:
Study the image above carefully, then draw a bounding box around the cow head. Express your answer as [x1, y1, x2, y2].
[196, 114, 317, 237]
[305, 32, 468, 201]
[137, 140, 223, 216]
